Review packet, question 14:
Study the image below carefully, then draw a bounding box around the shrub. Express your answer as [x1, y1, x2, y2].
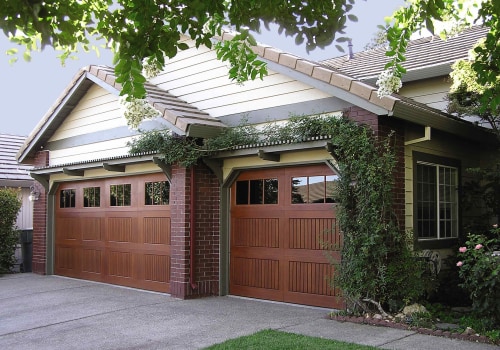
[0, 188, 22, 273]
[456, 228, 500, 325]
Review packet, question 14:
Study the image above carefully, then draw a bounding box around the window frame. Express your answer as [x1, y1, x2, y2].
[413, 152, 461, 249]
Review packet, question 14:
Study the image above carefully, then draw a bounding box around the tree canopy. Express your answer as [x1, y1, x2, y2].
[1, 0, 499, 112]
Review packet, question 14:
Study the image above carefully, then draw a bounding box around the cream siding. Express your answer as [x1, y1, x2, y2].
[150, 39, 333, 121]
[49, 85, 126, 141]
[48, 137, 133, 166]
[399, 77, 451, 112]
[223, 149, 334, 181]
[404, 127, 480, 233]
[16, 187, 33, 230]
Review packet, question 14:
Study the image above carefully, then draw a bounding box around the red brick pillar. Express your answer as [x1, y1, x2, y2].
[32, 151, 49, 274]
[169, 163, 220, 299]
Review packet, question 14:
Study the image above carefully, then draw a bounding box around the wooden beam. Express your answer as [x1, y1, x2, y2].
[103, 163, 125, 172]
[153, 157, 172, 181]
[203, 158, 223, 184]
[258, 150, 280, 162]
[62, 168, 84, 177]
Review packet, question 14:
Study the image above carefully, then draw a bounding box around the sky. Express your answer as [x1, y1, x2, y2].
[0, 1, 405, 137]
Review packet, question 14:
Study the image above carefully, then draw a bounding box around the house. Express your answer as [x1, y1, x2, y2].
[17, 26, 497, 308]
[0, 134, 33, 271]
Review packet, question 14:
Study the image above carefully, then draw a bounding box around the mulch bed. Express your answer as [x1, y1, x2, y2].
[328, 314, 497, 345]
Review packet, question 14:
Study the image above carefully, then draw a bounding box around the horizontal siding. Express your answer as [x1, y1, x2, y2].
[399, 77, 451, 112]
[49, 137, 133, 166]
[150, 38, 331, 120]
[49, 85, 126, 141]
[17, 187, 33, 230]
[404, 127, 485, 232]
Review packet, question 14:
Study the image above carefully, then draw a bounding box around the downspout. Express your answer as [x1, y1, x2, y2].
[190, 165, 198, 290]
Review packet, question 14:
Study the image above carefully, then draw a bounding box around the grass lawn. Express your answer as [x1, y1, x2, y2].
[204, 329, 377, 349]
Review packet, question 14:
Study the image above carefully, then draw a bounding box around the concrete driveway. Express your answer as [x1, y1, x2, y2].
[0, 273, 497, 350]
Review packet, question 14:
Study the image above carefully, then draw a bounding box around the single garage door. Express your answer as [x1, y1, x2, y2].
[55, 173, 171, 293]
[230, 164, 343, 308]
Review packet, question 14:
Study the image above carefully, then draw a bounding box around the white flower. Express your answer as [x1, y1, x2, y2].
[142, 58, 161, 80]
[120, 95, 160, 130]
[376, 69, 402, 98]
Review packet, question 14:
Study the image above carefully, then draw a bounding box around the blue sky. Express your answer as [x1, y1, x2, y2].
[0, 1, 405, 137]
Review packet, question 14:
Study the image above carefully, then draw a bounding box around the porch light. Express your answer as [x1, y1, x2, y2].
[29, 186, 39, 201]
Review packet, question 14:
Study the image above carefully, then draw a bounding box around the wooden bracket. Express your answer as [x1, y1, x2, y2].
[103, 163, 125, 172]
[62, 168, 84, 177]
[258, 150, 280, 162]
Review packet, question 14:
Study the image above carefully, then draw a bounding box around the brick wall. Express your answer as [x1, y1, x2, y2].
[169, 163, 220, 299]
[346, 107, 406, 230]
[31, 151, 49, 274]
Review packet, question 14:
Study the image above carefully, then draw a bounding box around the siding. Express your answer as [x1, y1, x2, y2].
[17, 187, 33, 230]
[149, 38, 333, 121]
[399, 77, 451, 112]
[47, 85, 134, 166]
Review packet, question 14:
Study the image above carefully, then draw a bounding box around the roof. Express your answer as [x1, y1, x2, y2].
[0, 134, 33, 187]
[17, 65, 226, 163]
[19, 27, 497, 165]
[320, 25, 488, 84]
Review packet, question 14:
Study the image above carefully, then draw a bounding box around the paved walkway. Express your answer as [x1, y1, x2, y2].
[0, 274, 497, 349]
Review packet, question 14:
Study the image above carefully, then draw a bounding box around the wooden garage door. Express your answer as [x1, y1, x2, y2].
[55, 173, 170, 293]
[230, 165, 343, 308]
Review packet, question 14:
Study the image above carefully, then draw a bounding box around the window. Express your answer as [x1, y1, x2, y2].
[110, 184, 131, 206]
[83, 187, 100, 207]
[291, 175, 338, 204]
[145, 181, 170, 205]
[416, 161, 458, 240]
[236, 178, 278, 205]
[60, 189, 76, 208]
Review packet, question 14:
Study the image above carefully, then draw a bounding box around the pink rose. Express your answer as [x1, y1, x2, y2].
[459, 247, 467, 253]
[475, 244, 483, 250]
[456, 261, 463, 267]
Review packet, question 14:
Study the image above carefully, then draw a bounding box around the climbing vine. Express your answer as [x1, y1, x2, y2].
[129, 113, 428, 309]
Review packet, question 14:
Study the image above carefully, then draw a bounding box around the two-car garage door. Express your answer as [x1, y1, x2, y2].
[230, 165, 343, 308]
[55, 173, 170, 293]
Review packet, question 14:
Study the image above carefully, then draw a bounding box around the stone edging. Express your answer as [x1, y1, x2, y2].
[329, 315, 497, 345]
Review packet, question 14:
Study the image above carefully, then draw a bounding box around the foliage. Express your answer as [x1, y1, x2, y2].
[364, 25, 389, 50]
[456, 228, 500, 326]
[380, 0, 500, 113]
[205, 329, 377, 350]
[1, 0, 359, 101]
[329, 121, 427, 311]
[462, 165, 500, 227]
[447, 42, 500, 136]
[0, 188, 22, 273]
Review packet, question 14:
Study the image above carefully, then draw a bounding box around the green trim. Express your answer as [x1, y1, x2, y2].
[219, 184, 230, 296]
[46, 182, 59, 275]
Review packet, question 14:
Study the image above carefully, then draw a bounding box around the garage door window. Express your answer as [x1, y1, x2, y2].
[291, 175, 338, 204]
[60, 189, 76, 208]
[236, 178, 278, 205]
[83, 187, 100, 207]
[110, 184, 131, 206]
[145, 181, 170, 205]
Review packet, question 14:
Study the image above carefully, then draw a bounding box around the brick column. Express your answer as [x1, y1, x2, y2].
[169, 163, 220, 299]
[32, 151, 49, 274]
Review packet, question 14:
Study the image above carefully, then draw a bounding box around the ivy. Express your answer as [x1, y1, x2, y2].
[130, 113, 428, 311]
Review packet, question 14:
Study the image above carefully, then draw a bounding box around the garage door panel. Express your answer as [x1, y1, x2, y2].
[230, 165, 342, 308]
[55, 173, 171, 293]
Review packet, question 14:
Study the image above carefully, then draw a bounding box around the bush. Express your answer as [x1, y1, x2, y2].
[456, 228, 500, 325]
[0, 188, 22, 273]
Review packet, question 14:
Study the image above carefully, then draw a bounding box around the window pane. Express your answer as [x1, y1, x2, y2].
[309, 176, 325, 203]
[326, 175, 339, 203]
[416, 164, 437, 239]
[83, 187, 100, 207]
[264, 178, 278, 204]
[249, 179, 263, 204]
[110, 184, 131, 206]
[236, 181, 248, 205]
[60, 189, 76, 208]
[291, 177, 307, 204]
[145, 181, 170, 205]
